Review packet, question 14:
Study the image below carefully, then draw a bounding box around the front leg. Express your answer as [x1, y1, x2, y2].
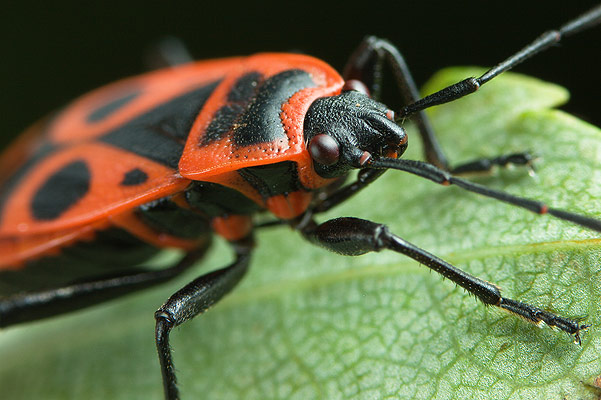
[299, 216, 587, 344]
[155, 239, 253, 400]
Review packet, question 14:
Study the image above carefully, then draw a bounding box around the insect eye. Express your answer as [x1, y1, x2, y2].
[308, 134, 340, 166]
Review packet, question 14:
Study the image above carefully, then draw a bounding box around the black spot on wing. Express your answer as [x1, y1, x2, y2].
[0, 141, 56, 225]
[120, 168, 148, 186]
[101, 80, 220, 169]
[87, 89, 141, 123]
[233, 69, 315, 147]
[31, 160, 91, 220]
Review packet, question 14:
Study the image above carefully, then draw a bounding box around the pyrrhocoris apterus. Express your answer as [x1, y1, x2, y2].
[2, 5, 601, 400]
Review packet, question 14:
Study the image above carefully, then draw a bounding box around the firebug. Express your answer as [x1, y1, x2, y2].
[2, 5, 601, 399]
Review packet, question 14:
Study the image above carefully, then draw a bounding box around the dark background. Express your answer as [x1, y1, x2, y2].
[1, 1, 600, 150]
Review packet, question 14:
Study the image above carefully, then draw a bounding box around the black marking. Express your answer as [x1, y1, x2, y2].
[87, 89, 141, 123]
[0, 141, 57, 225]
[201, 72, 263, 145]
[0, 81, 220, 226]
[31, 160, 91, 220]
[227, 71, 263, 103]
[203, 104, 245, 144]
[152, 80, 221, 143]
[200, 70, 315, 147]
[185, 181, 261, 217]
[136, 197, 212, 239]
[120, 168, 148, 186]
[238, 161, 305, 200]
[233, 69, 315, 147]
[101, 81, 220, 168]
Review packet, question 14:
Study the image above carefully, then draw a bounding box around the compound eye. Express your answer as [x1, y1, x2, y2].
[308, 134, 340, 166]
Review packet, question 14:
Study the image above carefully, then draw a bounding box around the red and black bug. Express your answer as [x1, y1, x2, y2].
[2, 5, 601, 400]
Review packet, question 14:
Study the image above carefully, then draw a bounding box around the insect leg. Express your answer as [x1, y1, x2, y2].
[145, 36, 194, 69]
[311, 169, 384, 213]
[369, 157, 601, 232]
[155, 240, 253, 400]
[400, 5, 601, 117]
[0, 248, 206, 328]
[299, 216, 588, 344]
[311, 150, 532, 214]
[344, 36, 534, 174]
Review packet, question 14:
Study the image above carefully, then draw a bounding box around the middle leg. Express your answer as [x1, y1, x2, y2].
[298, 216, 587, 344]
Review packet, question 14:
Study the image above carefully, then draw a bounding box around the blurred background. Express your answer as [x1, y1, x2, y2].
[1, 1, 600, 149]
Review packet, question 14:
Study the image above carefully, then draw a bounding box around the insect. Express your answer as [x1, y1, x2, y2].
[1, 5, 601, 400]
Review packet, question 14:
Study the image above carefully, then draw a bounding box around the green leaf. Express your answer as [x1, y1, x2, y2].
[2, 67, 601, 400]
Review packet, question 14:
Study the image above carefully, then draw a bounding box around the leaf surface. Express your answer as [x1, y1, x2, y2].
[1, 68, 601, 400]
